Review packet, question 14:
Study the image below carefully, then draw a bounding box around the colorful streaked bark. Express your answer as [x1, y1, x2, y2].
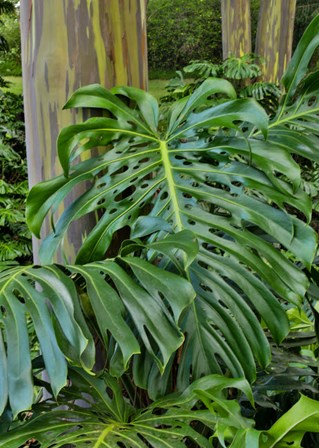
[255, 0, 297, 83]
[221, 0, 251, 59]
[20, 0, 148, 262]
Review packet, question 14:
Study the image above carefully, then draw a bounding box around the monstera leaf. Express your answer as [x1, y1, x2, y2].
[0, 372, 253, 448]
[26, 16, 319, 391]
[0, 264, 95, 417]
[6, 370, 319, 448]
[0, 237, 195, 417]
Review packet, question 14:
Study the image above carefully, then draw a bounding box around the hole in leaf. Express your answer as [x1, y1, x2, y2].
[115, 186, 136, 202]
[13, 289, 25, 304]
[106, 387, 114, 399]
[143, 325, 161, 360]
[160, 191, 168, 200]
[97, 182, 107, 189]
[188, 219, 196, 225]
[97, 198, 106, 206]
[112, 165, 129, 176]
[308, 96, 316, 107]
[109, 208, 117, 214]
[218, 300, 228, 309]
[198, 260, 209, 269]
[200, 283, 212, 293]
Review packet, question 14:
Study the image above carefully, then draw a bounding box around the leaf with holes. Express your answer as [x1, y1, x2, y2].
[246, 15, 319, 167]
[26, 68, 317, 389]
[0, 265, 95, 417]
[0, 246, 195, 416]
[0, 372, 254, 448]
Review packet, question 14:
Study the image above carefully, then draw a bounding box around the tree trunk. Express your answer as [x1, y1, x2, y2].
[255, 0, 296, 83]
[221, 0, 251, 59]
[20, 0, 148, 262]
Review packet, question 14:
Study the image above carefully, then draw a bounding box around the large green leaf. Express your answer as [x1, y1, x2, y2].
[249, 14, 319, 169]
[0, 264, 95, 417]
[0, 245, 194, 417]
[260, 394, 319, 448]
[0, 372, 252, 448]
[26, 74, 317, 387]
[71, 255, 195, 376]
[281, 14, 319, 104]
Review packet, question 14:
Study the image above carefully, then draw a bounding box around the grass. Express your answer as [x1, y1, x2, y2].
[1, 76, 168, 100]
[149, 78, 194, 101]
[2, 76, 23, 95]
[148, 79, 169, 100]
[1, 76, 191, 102]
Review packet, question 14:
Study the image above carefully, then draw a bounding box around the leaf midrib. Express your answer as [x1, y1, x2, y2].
[160, 140, 183, 231]
[253, 103, 319, 137]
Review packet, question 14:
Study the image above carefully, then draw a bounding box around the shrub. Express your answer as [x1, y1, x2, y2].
[147, 0, 223, 72]
[0, 92, 31, 262]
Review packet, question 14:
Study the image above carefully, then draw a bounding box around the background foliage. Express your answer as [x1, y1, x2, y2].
[0, 91, 31, 263]
[147, 0, 318, 77]
[0, 12, 21, 76]
[147, 0, 223, 75]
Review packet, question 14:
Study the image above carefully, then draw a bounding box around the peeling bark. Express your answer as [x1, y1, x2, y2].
[255, 0, 296, 83]
[20, 0, 148, 262]
[221, 0, 251, 59]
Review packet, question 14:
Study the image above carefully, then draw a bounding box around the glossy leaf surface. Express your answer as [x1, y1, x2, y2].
[0, 246, 195, 416]
[26, 71, 318, 387]
[0, 373, 251, 448]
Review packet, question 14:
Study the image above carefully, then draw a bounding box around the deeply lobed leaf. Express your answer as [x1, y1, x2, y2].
[25, 74, 318, 389]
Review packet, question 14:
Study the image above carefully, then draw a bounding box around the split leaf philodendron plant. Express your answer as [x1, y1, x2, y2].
[1, 14, 319, 448]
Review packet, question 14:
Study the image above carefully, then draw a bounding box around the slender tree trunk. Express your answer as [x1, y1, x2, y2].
[255, 0, 296, 83]
[221, 0, 251, 59]
[20, 0, 148, 262]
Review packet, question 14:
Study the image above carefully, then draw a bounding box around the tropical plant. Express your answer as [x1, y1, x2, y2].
[0, 0, 15, 86]
[0, 10, 21, 77]
[0, 91, 31, 262]
[147, 0, 223, 73]
[2, 370, 319, 446]
[24, 12, 319, 393]
[222, 53, 262, 80]
[1, 13, 319, 447]
[0, 0, 14, 52]
[164, 54, 281, 113]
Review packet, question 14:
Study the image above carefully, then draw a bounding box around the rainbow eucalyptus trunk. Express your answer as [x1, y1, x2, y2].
[221, 0, 252, 59]
[20, 0, 148, 262]
[255, 0, 296, 83]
